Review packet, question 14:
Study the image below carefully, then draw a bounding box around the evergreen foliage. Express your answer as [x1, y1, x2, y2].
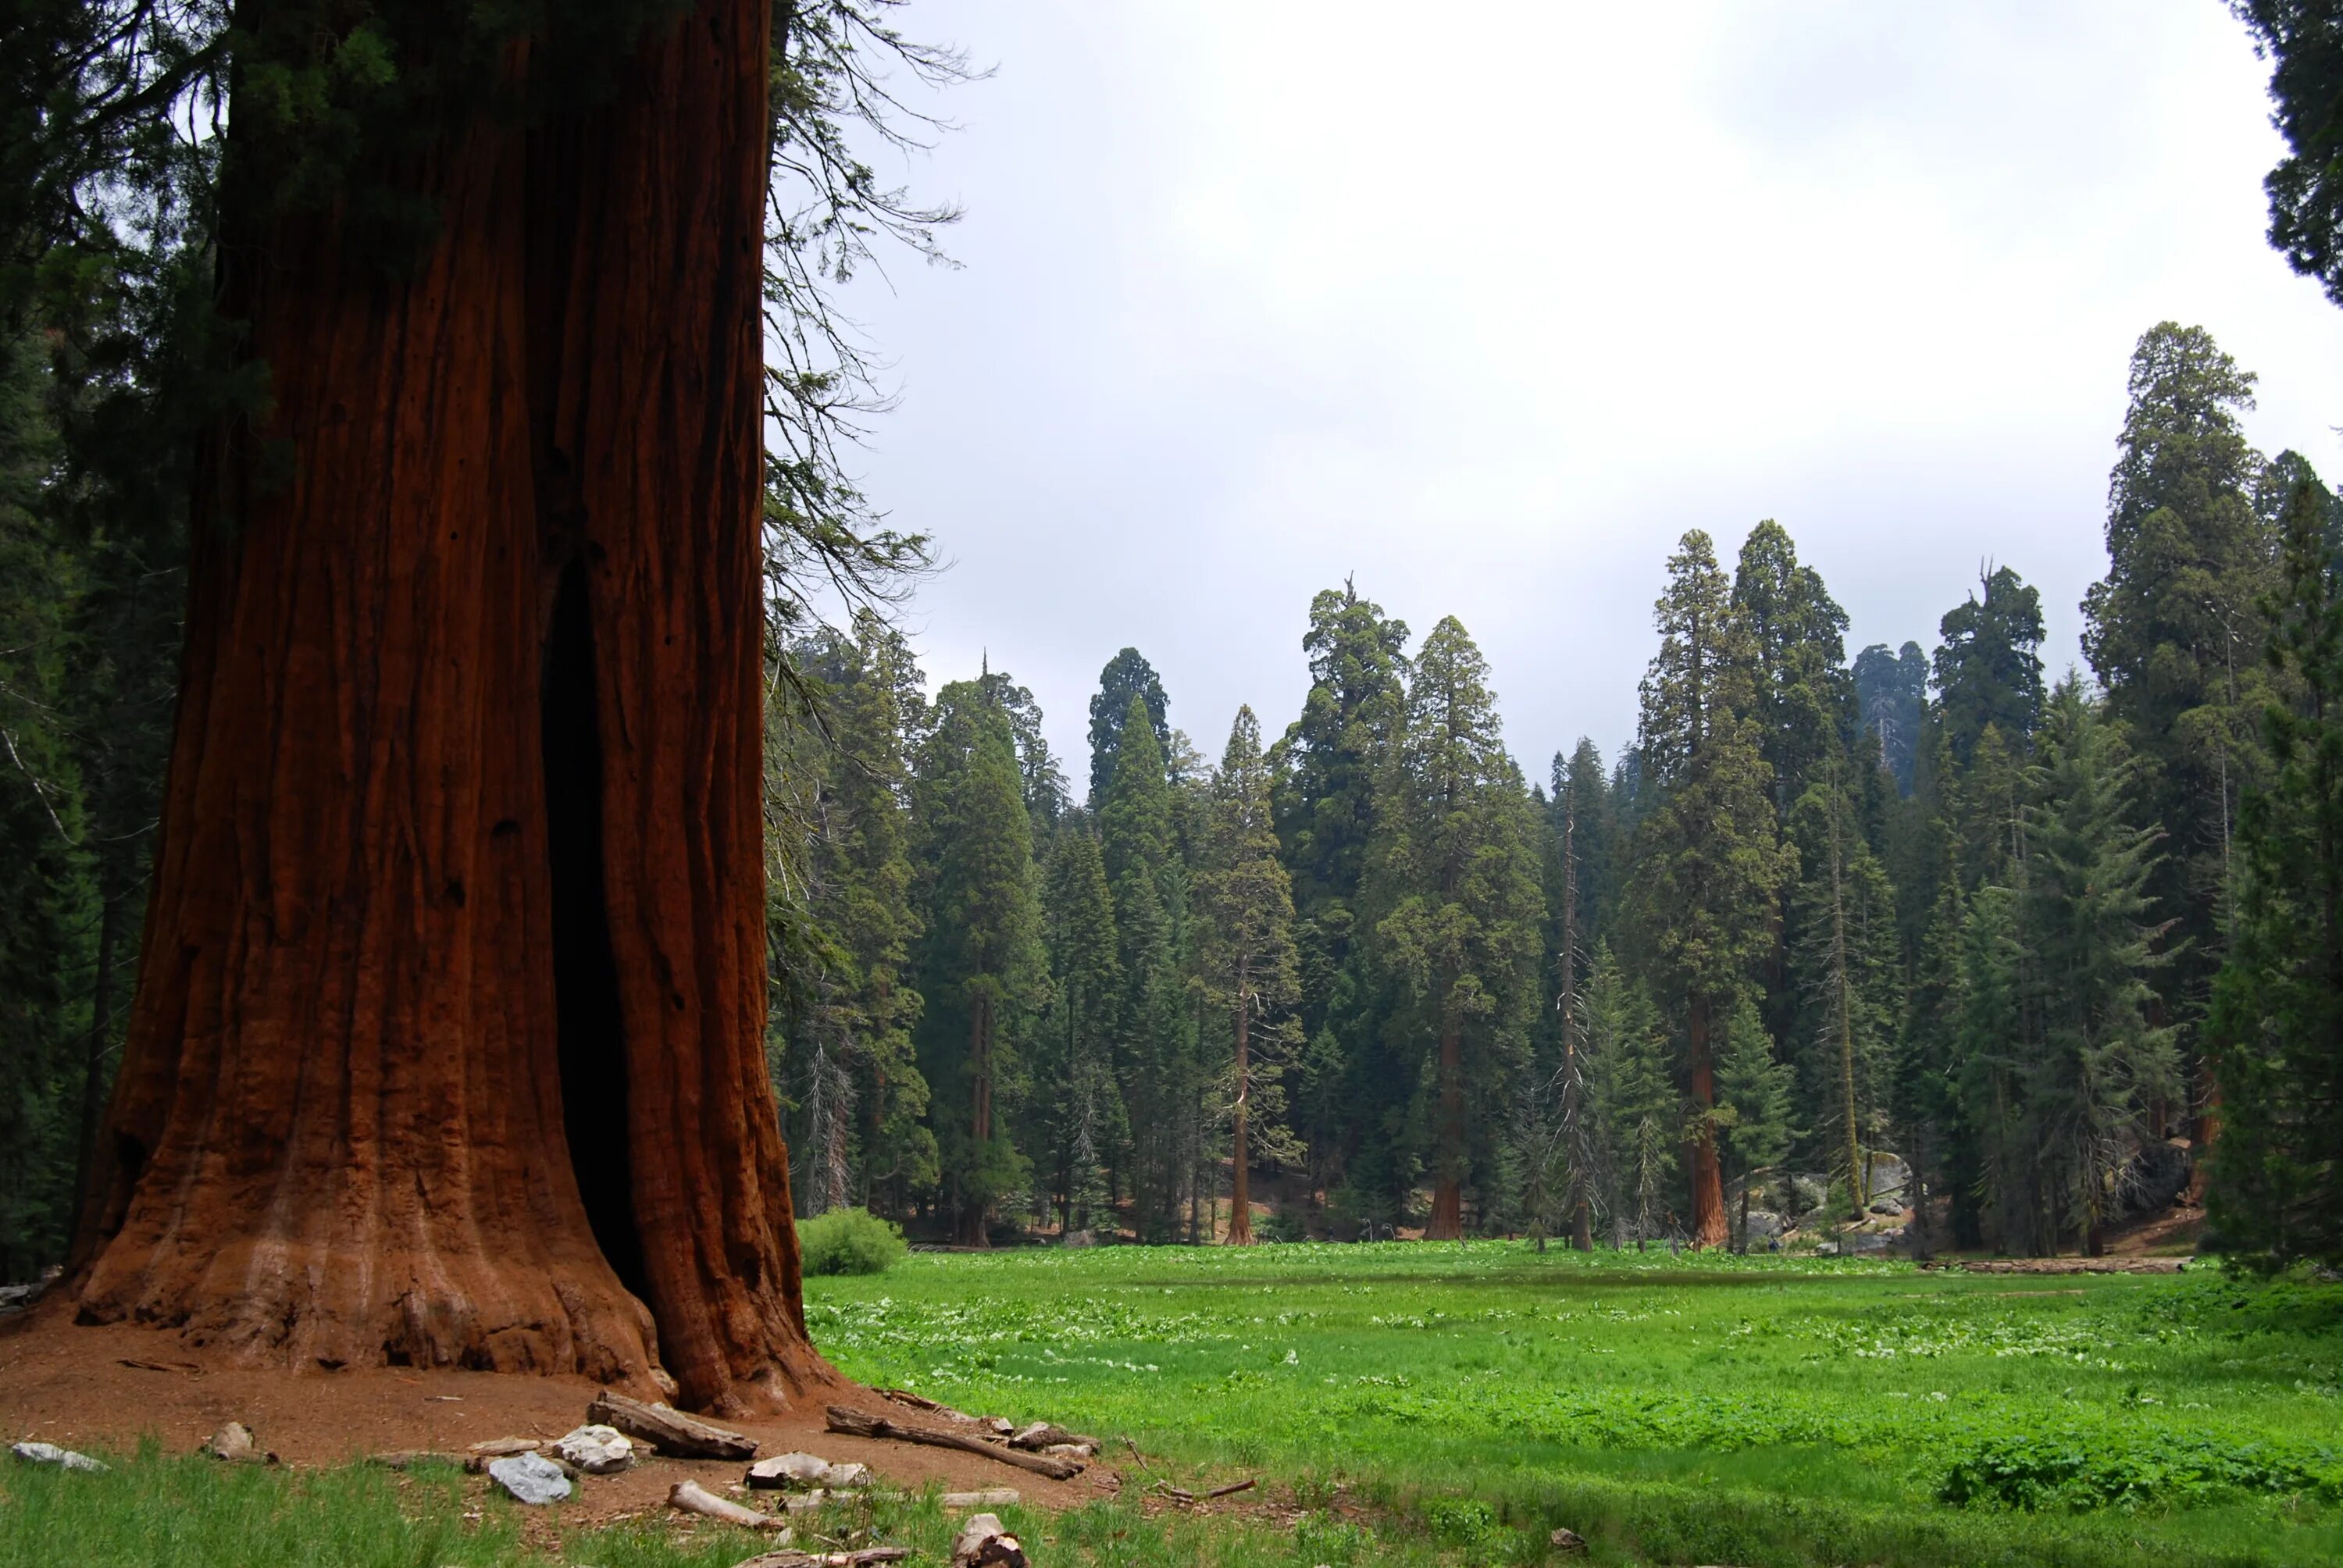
[2083, 323, 2277, 1149]
[1195, 707, 1303, 1242]
[1087, 648, 1172, 810]
[1371, 618, 1545, 1238]
[2207, 476, 2343, 1267]
[1854, 641, 1929, 796]
[1628, 530, 1793, 1247]
[912, 679, 1047, 1243]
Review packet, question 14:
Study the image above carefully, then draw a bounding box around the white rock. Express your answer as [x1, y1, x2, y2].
[555, 1424, 633, 1474]
[487, 1451, 572, 1505]
[10, 1441, 106, 1473]
[747, 1451, 834, 1488]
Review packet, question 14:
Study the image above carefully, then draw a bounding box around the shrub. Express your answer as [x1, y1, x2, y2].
[797, 1208, 908, 1276]
[1938, 1431, 2343, 1512]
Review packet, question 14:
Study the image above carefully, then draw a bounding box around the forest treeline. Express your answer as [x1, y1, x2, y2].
[759, 319, 2343, 1263]
[6, 308, 2341, 1273]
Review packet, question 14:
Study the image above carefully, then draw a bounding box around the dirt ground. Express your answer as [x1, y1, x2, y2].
[0, 1297, 1113, 1525]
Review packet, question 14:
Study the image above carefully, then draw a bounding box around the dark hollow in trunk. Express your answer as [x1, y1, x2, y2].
[69, 0, 830, 1417]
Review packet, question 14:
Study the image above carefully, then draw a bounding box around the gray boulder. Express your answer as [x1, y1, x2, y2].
[1790, 1174, 1831, 1216]
[1866, 1152, 1912, 1203]
[487, 1452, 572, 1506]
[1741, 1209, 1784, 1241]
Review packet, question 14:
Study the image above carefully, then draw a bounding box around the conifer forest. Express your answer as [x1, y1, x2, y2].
[761, 327, 2343, 1266]
[2, 2, 2342, 1299]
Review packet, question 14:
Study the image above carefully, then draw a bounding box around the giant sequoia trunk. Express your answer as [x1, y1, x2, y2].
[1424, 996, 1465, 1241]
[1685, 996, 1728, 1249]
[70, 0, 830, 1416]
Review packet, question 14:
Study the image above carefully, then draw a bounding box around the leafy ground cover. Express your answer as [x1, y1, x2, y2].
[804, 1242, 2343, 1566]
[5, 1245, 2339, 1566]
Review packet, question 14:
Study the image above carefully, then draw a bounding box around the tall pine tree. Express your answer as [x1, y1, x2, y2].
[914, 679, 1047, 1245]
[1195, 707, 1302, 1244]
[2206, 476, 2343, 1267]
[1374, 617, 1545, 1238]
[1629, 530, 1791, 1248]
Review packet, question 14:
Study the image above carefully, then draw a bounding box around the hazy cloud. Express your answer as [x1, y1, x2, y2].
[834, 2, 2343, 777]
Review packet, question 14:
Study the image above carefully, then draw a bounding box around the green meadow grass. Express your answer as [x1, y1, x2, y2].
[5, 1245, 2338, 1566]
[804, 1242, 2343, 1566]
[0, 1441, 1461, 1568]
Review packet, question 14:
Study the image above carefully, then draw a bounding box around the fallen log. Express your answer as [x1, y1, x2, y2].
[1956, 1257, 2184, 1275]
[1008, 1421, 1097, 1452]
[824, 1406, 1082, 1480]
[1205, 1477, 1257, 1499]
[592, 1391, 758, 1459]
[733, 1552, 911, 1568]
[668, 1479, 790, 1531]
[940, 1488, 1022, 1508]
[366, 1450, 476, 1472]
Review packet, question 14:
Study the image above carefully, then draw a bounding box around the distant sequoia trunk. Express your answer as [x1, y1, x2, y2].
[67, 0, 833, 1417]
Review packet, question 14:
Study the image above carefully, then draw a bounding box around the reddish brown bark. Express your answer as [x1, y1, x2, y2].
[1225, 961, 1254, 1246]
[1685, 996, 1728, 1249]
[1424, 1008, 1464, 1241]
[71, 0, 828, 1416]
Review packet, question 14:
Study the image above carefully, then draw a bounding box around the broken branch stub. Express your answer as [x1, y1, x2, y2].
[668, 1478, 789, 1531]
[591, 1390, 758, 1459]
[824, 1406, 1082, 1479]
[951, 1513, 1028, 1568]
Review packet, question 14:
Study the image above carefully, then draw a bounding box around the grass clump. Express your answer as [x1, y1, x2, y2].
[797, 1206, 908, 1275]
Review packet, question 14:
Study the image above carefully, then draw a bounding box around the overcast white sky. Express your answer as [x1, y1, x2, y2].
[834, 2, 2343, 786]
